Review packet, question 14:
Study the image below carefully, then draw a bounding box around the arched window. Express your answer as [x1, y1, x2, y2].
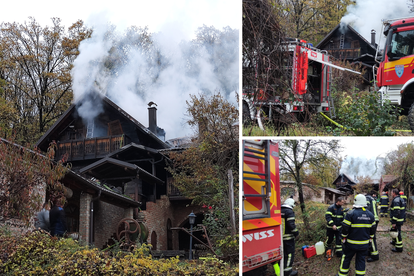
[151, 231, 157, 250]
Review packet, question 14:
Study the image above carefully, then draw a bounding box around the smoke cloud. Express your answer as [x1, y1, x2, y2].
[340, 156, 384, 181]
[71, 13, 239, 140]
[341, 0, 411, 45]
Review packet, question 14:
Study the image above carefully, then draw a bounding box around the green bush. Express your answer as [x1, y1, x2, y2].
[335, 91, 399, 136]
[0, 231, 238, 276]
[295, 202, 328, 246]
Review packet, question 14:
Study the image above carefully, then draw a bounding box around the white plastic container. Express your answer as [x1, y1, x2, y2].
[315, 241, 324, 255]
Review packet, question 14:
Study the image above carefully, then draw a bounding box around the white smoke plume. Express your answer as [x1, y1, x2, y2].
[340, 156, 385, 181]
[341, 0, 412, 45]
[71, 13, 239, 140]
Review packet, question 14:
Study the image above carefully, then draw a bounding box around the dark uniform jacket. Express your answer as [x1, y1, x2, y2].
[365, 195, 379, 222]
[325, 203, 345, 230]
[281, 205, 299, 241]
[50, 206, 67, 236]
[380, 195, 389, 208]
[391, 195, 405, 225]
[341, 208, 376, 251]
[400, 195, 407, 221]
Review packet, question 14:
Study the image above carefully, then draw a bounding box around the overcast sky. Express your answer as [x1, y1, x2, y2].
[339, 137, 414, 160]
[1, 0, 240, 37]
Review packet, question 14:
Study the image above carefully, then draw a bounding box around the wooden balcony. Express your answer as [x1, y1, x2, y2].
[328, 48, 361, 60]
[56, 135, 131, 161]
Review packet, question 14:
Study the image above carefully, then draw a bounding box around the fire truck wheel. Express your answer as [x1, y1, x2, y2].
[242, 102, 252, 126]
[408, 102, 414, 132]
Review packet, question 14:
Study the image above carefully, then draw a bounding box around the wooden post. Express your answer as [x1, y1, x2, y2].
[228, 169, 236, 236]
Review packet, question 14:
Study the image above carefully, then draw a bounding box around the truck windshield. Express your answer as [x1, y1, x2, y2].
[389, 29, 414, 59]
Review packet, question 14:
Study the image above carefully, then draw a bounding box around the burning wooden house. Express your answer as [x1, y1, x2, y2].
[34, 93, 204, 252]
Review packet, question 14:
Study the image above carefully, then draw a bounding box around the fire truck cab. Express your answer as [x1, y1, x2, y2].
[242, 140, 283, 275]
[376, 17, 414, 129]
[242, 39, 333, 126]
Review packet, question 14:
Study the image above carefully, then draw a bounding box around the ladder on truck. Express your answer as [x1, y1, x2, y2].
[242, 140, 271, 220]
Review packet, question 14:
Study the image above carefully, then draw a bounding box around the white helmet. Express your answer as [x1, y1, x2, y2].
[354, 194, 367, 207]
[390, 228, 398, 239]
[284, 198, 295, 208]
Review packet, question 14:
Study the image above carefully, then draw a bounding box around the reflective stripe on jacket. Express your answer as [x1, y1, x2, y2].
[380, 195, 389, 208]
[341, 208, 375, 250]
[325, 203, 344, 229]
[391, 196, 405, 225]
[281, 205, 299, 240]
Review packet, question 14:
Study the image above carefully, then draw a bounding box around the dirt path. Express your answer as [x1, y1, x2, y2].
[265, 216, 414, 275]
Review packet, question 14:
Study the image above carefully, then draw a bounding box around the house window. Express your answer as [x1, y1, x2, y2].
[351, 40, 360, 49]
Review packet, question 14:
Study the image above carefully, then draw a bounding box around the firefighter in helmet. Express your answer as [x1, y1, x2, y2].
[399, 191, 407, 222]
[335, 194, 375, 276]
[365, 193, 379, 262]
[325, 197, 345, 257]
[281, 198, 299, 276]
[390, 189, 405, 252]
[379, 191, 389, 217]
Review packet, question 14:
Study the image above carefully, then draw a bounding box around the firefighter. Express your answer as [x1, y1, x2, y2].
[281, 198, 299, 276]
[400, 191, 407, 222]
[379, 191, 389, 217]
[390, 189, 405, 252]
[325, 197, 345, 257]
[365, 193, 379, 262]
[335, 194, 375, 276]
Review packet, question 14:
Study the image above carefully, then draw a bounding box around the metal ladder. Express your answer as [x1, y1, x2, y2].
[86, 119, 94, 138]
[339, 34, 345, 49]
[242, 140, 271, 219]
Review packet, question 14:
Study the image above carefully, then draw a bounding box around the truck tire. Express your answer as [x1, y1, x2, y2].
[409, 102, 414, 132]
[243, 102, 252, 126]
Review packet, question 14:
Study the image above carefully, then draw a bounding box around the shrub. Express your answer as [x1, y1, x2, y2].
[0, 231, 238, 275]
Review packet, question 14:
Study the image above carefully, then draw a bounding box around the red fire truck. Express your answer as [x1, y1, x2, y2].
[376, 17, 414, 130]
[243, 39, 340, 126]
[242, 140, 283, 275]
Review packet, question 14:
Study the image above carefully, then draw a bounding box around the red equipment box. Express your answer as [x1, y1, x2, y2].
[303, 246, 316, 258]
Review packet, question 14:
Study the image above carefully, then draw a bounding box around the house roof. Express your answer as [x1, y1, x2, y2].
[320, 187, 347, 196]
[35, 94, 170, 151]
[79, 157, 164, 186]
[316, 23, 377, 52]
[64, 170, 141, 208]
[380, 175, 398, 183]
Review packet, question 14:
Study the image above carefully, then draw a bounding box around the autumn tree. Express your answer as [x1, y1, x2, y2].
[354, 175, 375, 194]
[0, 17, 91, 144]
[303, 153, 342, 187]
[278, 139, 342, 230]
[384, 142, 414, 199]
[167, 93, 238, 257]
[277, 0, 354, 44]
[0, 138, 70, 225]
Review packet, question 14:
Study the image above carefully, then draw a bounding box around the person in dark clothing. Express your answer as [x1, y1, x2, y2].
[281, 198, 299, 276]
[335, 194, 376, 276]
[50, 197, 67, 237]
[399, 191, 407, 222]
[390, 189, 405, 252]
[379, 191, 389, 217]
[35, 202, 50, 232]
[365, 194, 379, 262]
[325, 197, 345, 257]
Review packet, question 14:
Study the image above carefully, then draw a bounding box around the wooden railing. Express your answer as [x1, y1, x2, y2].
[328, 48, 361, 59]
[56, 135, 131, 161]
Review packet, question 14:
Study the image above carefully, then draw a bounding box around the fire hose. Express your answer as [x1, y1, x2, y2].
[319, 112, 413, 133]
